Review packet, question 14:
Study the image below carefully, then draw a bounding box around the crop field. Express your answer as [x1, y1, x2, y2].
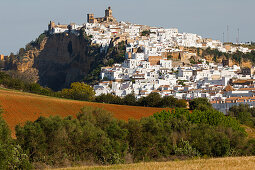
[55, 156, 255, 170]
[0, 89, 170, 135]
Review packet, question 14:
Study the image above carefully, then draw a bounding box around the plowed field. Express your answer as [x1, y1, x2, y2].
[0, 89, 170, 135]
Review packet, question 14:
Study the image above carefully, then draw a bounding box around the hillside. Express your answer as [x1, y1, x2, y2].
[0, 88, 170, 135]
[55, 156, 255, 170]
[7, 32, 126, 91]
[8, 33, 98, 90]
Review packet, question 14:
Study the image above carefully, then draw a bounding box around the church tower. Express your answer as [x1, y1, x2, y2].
[105, 6, 112, 18]
[48, 21, 55, 32]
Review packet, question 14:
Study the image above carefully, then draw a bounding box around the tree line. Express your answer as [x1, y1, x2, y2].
[1, 102, 255, 169]
[202, 47, 255, 64]
[0, 71, 187, 109]
[95, 92, 187, 108]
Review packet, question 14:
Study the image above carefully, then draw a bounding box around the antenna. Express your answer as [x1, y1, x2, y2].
[237, 28, 240, 44]
[223, 32, 224, 43]
[227, 25, 229, 43]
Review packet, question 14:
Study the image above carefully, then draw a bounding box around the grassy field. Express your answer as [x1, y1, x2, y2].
[0, 88, 170, 136]
[54, 156, 255, 170]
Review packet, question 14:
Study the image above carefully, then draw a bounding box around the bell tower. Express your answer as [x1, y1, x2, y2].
[105, 6, 112, 18]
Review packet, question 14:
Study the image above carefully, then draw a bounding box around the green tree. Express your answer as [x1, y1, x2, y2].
[161, 96, 177, 108]
[95, 93, 122, 104]
[143, 93, 162, 107]
[161, 96, 187, 108]
[189, 98, 212, 110]
[122, 93, 137, 106]
[228, 104, 255, 127]
[61, 82, 95, 101]
[141, 30, 150, 36]
[167, 55, 173, 60]
[189, 124, 230, 157]
[0, 107, 32, 169]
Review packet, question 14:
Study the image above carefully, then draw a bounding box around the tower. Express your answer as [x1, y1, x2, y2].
[48, 21, 56, 34]
[87, 14, 95, 23]
[105, 6, 112, 18]
[48, 21, 55, 32]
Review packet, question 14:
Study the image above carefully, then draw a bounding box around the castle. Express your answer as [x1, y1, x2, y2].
[47, 6, 117, 34]
[87, 6, 117, 24]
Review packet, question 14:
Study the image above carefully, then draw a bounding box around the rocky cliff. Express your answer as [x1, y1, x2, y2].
[10, 32, 126, 91]
[12, 33, 103, 90]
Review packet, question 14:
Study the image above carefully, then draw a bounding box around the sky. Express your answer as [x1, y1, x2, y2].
[0, 0, 254, 55]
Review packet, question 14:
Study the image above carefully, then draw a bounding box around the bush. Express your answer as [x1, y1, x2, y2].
[122, 93, 137, 106]
[189, 124, 230, 157]
[189, 98, 212, 110]
[174, 139, 200, 157]
[13, 105, 253, 167]
[228, 104, 255, 127]
[0, 107, 32, 169]
[95, 93, 122, 104]
[60, 82, 95, 101]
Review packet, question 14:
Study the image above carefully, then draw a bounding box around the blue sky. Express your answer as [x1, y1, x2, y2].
[0, 0, 254, 55]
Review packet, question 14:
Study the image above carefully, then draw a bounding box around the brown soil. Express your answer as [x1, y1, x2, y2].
[0, 89, 170, 136]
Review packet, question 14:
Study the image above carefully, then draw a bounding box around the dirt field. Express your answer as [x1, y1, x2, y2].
[0, 89, 170, 135]
[55, 156, 255, 170]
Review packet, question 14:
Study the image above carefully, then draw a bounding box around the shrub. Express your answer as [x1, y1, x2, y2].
[60, 82, 95, 101]
[0, 107, 32, 169]
[174, 139, 200, 157]
[12, 105, 252, 167]
[189, 98, 212, 110]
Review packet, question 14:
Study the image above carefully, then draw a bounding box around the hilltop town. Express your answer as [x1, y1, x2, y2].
[1, 4, 255, 168]
[2, 6, 255, 113]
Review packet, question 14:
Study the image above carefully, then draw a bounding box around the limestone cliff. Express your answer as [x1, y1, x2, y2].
[12, 33, 102, 90]
[10, 32, 126, 91]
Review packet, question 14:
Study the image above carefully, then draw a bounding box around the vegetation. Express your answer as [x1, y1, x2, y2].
[141, 30, 151, 36]
[59, 82, 95, 101]
[0, 107, 32, 169]
[95, 93, 187, 108]
[0, 71, 95, 101]
[0, 87, 170, 139]
[0, 71, 55, 96]
[201, 47, 255, 64]
[0, 87, 255, 168]
[84, 41, 126, 85]
[10, 104, 255, 168]
[0, 71, 186, 108]
[189, 98, 212, 111]
[228, 104, 255, 128]
[167, 55, 173, 60]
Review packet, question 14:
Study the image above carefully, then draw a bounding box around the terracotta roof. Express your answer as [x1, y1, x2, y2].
[238, 88, 255, 91]
[224, 85, 234, 92]
[233, 79, 255, 84]
[162, 90, 172, 92]
[152, 90, 160, 93]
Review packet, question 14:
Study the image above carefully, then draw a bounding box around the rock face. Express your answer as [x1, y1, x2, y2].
[14, 33, 101, 90]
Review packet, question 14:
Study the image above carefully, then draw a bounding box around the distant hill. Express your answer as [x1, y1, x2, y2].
[0, 88, 170, 136]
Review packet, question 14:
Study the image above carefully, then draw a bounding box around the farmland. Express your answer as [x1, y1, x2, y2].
[55, 156, 255, 170]
[0, 88, 170, 135]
